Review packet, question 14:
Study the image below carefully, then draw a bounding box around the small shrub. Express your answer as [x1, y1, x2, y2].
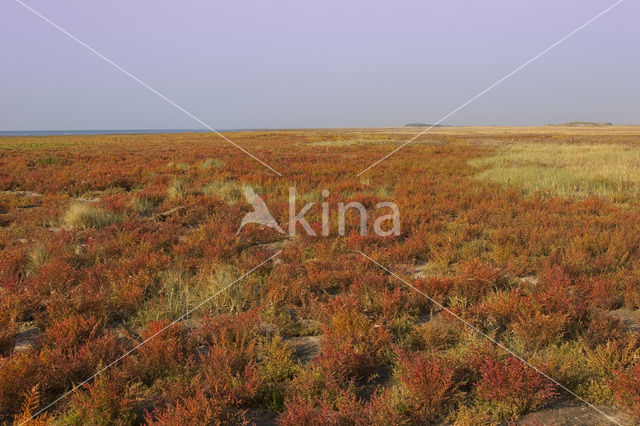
[0, 353, 41, 419]
[198, 347, 262, 405]
[453, 404, 493, 426]
[64, 375, 141, 425]
[475, 357, 557, 419]
[0, 301, 17, 356]
[0, 248, 25, 284]
[279, 390, 403, 426]
[455, 259, 505, 303]
[396, 351, 456, 423]
[42, 333, 122, 399]
[511, 311, 568, 352]
[543, 341, 595, 391]
[472, 289, 526, 332]
[259, 336, 298, 410]
[582, 313, 626, 349]
[148, 389, 247, 425]
[319, 296, 392, 379]
[585, 337, 640, 373]
[41, 314, 103, 350]
[30, 257, 78, 297]
[279, 397, 334, 426]
[10, 384, 50, 426]
[588, 277, 623, 310]
[419, 313, 464, 350]
[125, 320, 188, 384]
[612, 364, 640, 420]
[191, 310, 260, 364]
[285, 363, 353, 410]
[576, 377, 614, 404]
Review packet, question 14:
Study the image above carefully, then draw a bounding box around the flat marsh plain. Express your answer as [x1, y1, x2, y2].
[2, 126, 640, 424]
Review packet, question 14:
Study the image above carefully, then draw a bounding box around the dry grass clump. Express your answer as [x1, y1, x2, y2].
[25, 245, 48, 276]
[129, 196, 156, 216]
[306, 137, 397, 147]
[132, 265, 252, 326]
[166, 162, 189, 170]
[166, 178, 188, 199]
[199, 158, 225, 169]
[307, 139, 366, 147]
[62, 203, 121, 230]
[202, 180, 244, 203]
[469, 143, 640, 200]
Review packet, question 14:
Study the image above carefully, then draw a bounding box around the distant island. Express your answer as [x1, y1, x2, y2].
[547, 121, 613, 127]
[404, 123, 449, 127]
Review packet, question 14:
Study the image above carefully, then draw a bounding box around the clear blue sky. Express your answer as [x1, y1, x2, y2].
[1, 0, 638, 130]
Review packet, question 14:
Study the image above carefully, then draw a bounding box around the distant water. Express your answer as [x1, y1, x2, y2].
[0, 129, 257, 137]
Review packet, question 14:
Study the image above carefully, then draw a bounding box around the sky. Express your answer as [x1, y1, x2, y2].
[0, 0, 638, 130]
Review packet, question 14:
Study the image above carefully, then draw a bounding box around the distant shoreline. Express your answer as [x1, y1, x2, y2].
[0, 129, 263, 137]
[2, 124, 639, 138]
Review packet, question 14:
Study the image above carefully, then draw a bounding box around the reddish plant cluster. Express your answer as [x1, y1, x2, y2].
[475, 357, 558, 417]
[395, 351, 456, 423]
[612, 364, 640, 419]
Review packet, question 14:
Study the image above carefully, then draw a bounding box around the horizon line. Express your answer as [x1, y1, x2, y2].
[3, 122, 638, 136]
